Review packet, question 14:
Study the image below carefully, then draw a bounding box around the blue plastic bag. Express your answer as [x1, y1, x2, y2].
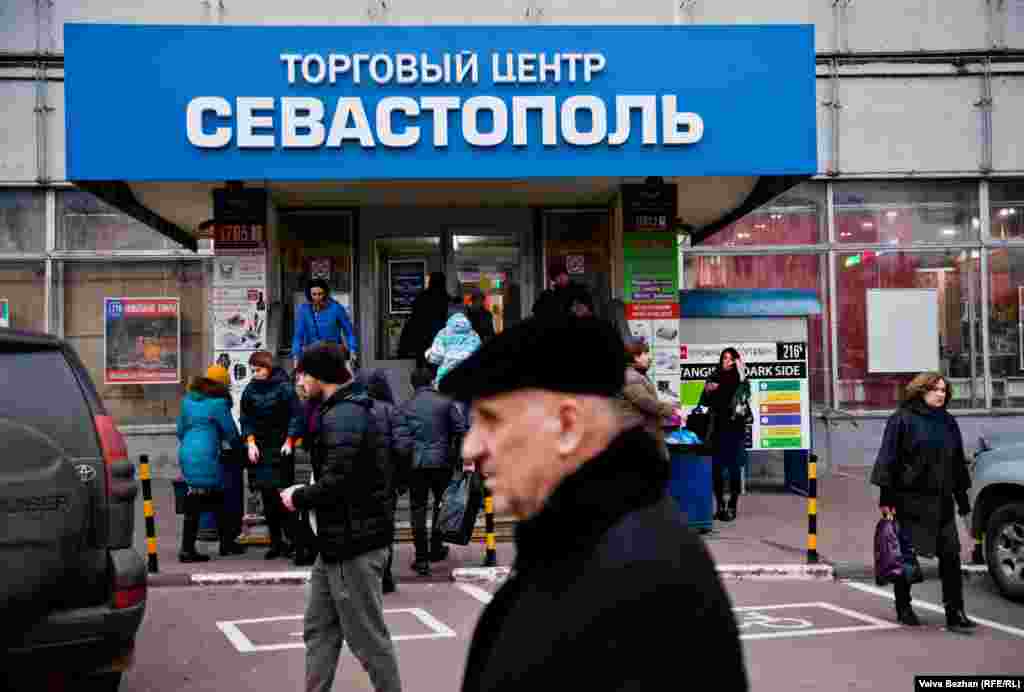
[666, 429, 702, 446]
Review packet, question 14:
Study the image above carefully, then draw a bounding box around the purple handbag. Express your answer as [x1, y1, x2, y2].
[874, 515, 904, 586]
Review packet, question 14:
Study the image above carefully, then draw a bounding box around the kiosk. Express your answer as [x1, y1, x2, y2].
[676, 289, 823, 495]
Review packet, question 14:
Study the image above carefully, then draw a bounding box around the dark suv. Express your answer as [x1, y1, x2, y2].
[1, 329, 146, 691]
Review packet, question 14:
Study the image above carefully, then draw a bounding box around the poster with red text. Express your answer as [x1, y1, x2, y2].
[104, 297, 181, 385]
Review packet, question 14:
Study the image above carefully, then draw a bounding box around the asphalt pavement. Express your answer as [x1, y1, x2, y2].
[122, 571, 1024, 692]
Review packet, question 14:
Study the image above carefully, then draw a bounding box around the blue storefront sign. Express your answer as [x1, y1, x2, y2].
[65, 24, 816, 181]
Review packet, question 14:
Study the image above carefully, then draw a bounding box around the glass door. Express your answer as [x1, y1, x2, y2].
[447, 229, 523, 335]
[374, 235, 444, 361]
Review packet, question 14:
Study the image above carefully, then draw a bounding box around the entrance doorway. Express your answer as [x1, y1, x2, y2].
[360, 209, 535, 399]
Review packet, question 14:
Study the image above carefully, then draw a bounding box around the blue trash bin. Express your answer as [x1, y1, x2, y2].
[666, 432, 714, 533]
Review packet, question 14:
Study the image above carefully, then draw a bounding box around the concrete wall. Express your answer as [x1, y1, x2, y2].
[3, 2, 1024, 183]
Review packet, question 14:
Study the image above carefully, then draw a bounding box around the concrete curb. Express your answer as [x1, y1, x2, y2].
[450, 564, 837, 584]
[148, 569, 456, 587]
[831, 561, 989, 581]
[145, 563, 989, 589]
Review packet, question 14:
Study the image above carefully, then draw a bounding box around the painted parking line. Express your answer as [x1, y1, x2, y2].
[844, 581, 1024, 639]
[456, 583, 494, 605]
[734, 602, 899, 640]
[217, 608, 457, 653]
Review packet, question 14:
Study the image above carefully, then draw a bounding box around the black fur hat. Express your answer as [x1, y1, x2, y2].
[438, 315, 625, 402]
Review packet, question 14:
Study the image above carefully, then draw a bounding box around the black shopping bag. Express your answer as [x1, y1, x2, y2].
[437, 469, 484, 545]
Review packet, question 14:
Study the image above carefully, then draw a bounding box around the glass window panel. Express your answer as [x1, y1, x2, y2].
[58, 189, 172, 252]
[834, 180, 980, 245]
[990, 181, 1024, 241]
[0, 189, 44, 253]
[0, 261, 46, 332]
[697, 182, 826, 247]
[836, 250, 982, 410]
[684, 254, 829, 405]
[63, 261, 210, 425]
[987, 248, 1024, 408]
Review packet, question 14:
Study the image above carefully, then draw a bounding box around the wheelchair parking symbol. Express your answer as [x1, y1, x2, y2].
[735, 603, 899, 640]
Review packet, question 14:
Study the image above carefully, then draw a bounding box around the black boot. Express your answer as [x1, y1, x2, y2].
[220, 540, 247, 557]
[180, 505, 210, 562]
[714, 497, 729, 521]
[945, 606, 976, 632]
[894, 579, 919, 625]
[726, 496, 738, 522]
[430, 534, 450, 562]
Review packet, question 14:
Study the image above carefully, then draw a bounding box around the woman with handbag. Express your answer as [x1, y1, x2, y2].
[702, 348, 750, 523]
[870, 372, 976, 632]
[619, 338, 683, 461]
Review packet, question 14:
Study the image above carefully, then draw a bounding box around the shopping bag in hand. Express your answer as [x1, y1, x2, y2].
[874, 514, 904, 586]
[436, 468, 484, 545]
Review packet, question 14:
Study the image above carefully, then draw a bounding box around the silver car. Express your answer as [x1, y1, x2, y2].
[969, 432, 1024, 602]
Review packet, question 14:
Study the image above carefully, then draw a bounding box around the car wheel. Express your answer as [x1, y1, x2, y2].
[985, 502, 1024, 603]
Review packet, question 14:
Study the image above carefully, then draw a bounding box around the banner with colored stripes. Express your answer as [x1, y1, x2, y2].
[679, 341, 810, 450]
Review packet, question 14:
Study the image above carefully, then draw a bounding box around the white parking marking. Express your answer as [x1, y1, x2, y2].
[733, 602, 899, 640]
[217, 608, 457, 653]
[844, 581, 1024, 639]
[456, 583, 494, 605]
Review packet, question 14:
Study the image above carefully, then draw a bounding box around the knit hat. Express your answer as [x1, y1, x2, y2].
[439, 315, 625, 403]
[206, 364, 230, 387]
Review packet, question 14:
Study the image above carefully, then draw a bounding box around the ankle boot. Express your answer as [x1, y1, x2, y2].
[726, 497, 738, 521]
[896, 605, 921, 626]
[945, 606, 976, 631]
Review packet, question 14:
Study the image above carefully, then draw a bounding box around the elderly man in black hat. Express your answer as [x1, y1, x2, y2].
[440, 315, 748, 692]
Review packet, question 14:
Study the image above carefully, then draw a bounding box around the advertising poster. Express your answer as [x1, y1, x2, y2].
[0, 299, 9, 328]
[213, 287, 268, 351]
[214, 350, 256, 422]
[679, 342, 810, 450]
[389, 260, 426, 314]
[622, 183, 681, 405]
[104, 297, 181, 385]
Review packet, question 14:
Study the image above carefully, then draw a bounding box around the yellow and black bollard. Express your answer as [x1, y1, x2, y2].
[483, 486, 497, 567]
[139, 454, 159, 574]
[807, 453, 818, 564]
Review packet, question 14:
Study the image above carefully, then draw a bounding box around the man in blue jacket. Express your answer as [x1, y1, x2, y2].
[293, 279, 358, 368]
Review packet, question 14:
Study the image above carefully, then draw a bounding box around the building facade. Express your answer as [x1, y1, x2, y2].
[2, 1, 1023, 475]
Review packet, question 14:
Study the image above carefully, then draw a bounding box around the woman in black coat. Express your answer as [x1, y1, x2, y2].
[398, 271, 451, 367]
[702, 348, 750, 522]
[870, 371, 975, 631]
[241, 351, 305, 559]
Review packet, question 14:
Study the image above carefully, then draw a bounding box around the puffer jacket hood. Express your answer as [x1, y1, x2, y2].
[425, 312, 482, 387]
[188, 376, 232, 402]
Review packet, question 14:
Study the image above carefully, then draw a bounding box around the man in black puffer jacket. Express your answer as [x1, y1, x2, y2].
[281, 343, 401, 692]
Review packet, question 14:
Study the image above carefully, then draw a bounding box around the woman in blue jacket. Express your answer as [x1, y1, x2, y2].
[176, 364, 246, 562]
[292, 278, 358, 368]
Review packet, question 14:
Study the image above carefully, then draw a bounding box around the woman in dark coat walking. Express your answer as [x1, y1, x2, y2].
[702, 348, 750, 522]
[870, 372, 975, 631]
[241, 351, 305, 559]
[398, 271, 452, 367]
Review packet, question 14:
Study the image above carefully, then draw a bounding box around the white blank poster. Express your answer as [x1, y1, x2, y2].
[866, 288, 940, 374]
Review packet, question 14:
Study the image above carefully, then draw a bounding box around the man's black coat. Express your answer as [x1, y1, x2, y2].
[461, 426, 748, 692]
